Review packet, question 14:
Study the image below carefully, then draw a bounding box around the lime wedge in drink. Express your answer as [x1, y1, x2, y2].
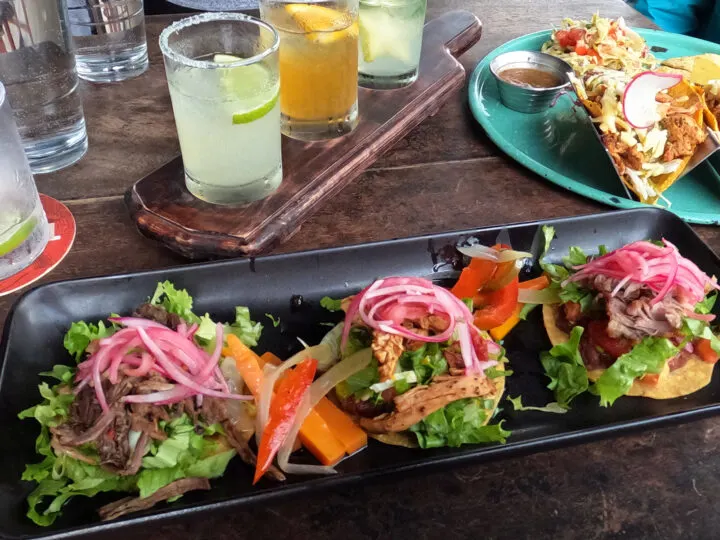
[213, 54, 280, 124]
[0, 216, 36, 257]
[232, 91, 279, 124]
[358, 8, 413, 63]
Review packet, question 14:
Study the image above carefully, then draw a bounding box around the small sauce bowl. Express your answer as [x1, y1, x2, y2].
[489, 51, 572, 113]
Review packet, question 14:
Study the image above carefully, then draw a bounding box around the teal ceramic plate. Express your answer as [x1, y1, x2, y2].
[469, 29, 720, 225]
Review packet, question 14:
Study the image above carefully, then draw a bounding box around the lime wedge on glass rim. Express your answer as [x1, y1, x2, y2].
[213, 54, 279, 125]
[0, 217, 36, 257]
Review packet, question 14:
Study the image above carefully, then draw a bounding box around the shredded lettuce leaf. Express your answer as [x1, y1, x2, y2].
[224, 306, 263, 347]
[518, 302, 539, 320]
[63, 321, 116, 362]
[540, 326, 589, 409]
[562, 246, 588, 267]
[265, 313, 281, 328]
[399, 342, 449, 385]
[591, 337, 677, 406]
[507, 395, 567, 414]
[150, 280, 200, 324]
[320, 296, 343, 312]
[410, 398, 510, 448]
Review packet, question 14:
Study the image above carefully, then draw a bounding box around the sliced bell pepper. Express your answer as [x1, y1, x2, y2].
[696, 338, 719, 364]
[298, 408, 346, 466]
[473, 277, 519, 330]
[489, 276, 550, 340]
[313, 397, 367, 454]
[451, 244, 512, 299]
[254, 357, 318, 484]
[225, 334, 264, 399]
[259, 351, 282, 368]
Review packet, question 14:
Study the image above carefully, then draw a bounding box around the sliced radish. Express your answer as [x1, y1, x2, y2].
[622, 71, 683, 129]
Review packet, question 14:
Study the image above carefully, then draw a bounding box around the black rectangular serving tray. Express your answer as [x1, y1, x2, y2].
[2, 207, 720, 539]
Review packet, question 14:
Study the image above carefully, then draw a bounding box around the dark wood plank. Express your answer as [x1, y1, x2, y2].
[127, 11, 483, 258]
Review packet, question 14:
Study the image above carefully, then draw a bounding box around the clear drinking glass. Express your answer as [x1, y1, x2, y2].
[160, 13, 282, 205]
[68, 0, 149, 82]
[260, 0, 359, 141]
[358, 0, 426, 89]
[0, 0, 88, 174]
[0, 82, 50, 281]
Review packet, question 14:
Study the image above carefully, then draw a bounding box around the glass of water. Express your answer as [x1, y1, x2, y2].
[160, 13, 283, 205]
[0, 0, 88, 174]
[358, 0, 427, 89]
[68, 0, 149, 82]
[0, 82, 50, 282]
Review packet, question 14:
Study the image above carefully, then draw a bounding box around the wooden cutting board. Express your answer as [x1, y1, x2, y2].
[126, 10, 482, 259]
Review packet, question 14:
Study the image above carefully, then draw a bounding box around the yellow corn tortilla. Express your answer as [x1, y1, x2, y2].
[367, 366, 507, 448]
[661, 53, 720, 85]
[542, 304, 714, 399]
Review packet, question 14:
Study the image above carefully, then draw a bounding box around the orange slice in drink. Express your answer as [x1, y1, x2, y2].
[284, 4, 356, 43]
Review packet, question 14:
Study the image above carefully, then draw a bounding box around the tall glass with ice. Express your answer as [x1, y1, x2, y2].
[0, 0, 88, 173]
[0, 82, 50, 281]
[160, 13, 282, 205]
[358, 0, 426, 89]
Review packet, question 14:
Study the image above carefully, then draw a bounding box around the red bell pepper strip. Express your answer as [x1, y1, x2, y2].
[696, 339, 719, 364]
[472, 277, 519, 330]
[253, 358, 318, 484]
[451, 244, 510, 299]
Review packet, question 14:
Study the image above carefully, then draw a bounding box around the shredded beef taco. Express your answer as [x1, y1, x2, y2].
[332, 277, 510, 449]
[538, 233, 720, 407]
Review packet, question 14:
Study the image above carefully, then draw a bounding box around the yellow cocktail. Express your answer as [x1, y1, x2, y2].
[261, 1, 359, 141]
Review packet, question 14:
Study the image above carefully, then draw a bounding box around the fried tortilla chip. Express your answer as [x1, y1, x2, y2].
[542, 305, 714, 399]
[662, 53, 720, 84]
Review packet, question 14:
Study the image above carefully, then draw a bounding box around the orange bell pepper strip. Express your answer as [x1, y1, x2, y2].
[313, 397, 367, 454]
[259, 351, 282, 368]
[451, 244, 512, 299]
[489, 276, 550, 341]
[696, 339, 719, 364]
[640, 373, 661, 386]
[473, 277, 519, 330]
[254, 357, 318, 484]
[225, 334, 264, 399]
[298, 408, 346, 466]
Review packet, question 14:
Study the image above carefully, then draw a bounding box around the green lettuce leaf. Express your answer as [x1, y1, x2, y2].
[224, 306, 263, 348]
[562, 246, 588, 267]
[485, 366, 513, 378]
[518, 302, 539, 320]
[540, 326, 589, 408]
[410, 398, 510, 448]
[265, 313, 281, 328]
[399, 342, 449, 385]
[63, 321, 116, 361]
[343, 326, 372, 358]
[320, 296, 343, 312]
[507, 395, 567, 414]
[150, 280, 199, 323]
[591, 337, 678, 407]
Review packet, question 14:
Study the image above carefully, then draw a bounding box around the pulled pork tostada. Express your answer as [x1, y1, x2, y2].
[332, 277, 510, 449]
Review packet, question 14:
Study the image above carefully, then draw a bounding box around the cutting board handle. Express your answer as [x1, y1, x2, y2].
[425, 10, 483, 58]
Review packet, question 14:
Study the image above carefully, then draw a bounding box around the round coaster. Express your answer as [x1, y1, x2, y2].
[0, 194, 76, 297]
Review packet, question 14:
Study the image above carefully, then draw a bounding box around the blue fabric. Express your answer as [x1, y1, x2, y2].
[633, 0, 720, 43]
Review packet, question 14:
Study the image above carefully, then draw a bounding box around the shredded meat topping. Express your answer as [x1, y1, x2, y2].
[371, 331, 405, 382]
[661, 114, 707, 162]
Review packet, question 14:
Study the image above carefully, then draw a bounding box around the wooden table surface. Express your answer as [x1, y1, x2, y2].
[3, 1, 720, 538]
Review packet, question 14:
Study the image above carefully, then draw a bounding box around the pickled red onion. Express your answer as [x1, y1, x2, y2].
[74, 317, 251, 412]
[340, 276, 499, 374]
[566, 239, 718, 309]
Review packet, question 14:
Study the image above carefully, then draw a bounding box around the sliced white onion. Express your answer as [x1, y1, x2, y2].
[457, 245, 533, 263]
[517, 288, 561, 304]
[277, 394, 336, 476]
[320, 322, 344, 362]
[276, 348, 373, 476]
